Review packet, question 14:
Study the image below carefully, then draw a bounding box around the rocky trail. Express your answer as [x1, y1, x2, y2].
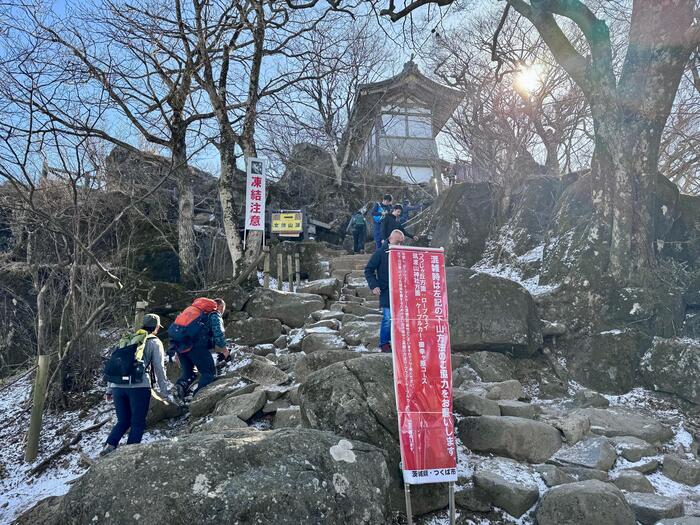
[4, 250, 700, 525]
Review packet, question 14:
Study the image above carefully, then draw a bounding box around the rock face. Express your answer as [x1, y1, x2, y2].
[572, 408, 673, 444]
[423, 181, 495, 268]
[52, 429, 391, 524]
[609, 436, 656, 462]
[188, 378, 255, 418]
[458, 416, 562, 463]
[145, 391, 184, 426]
[567, 330, 647, 394]
[244, 288, 325, 328]
[536, 480, 636, 525]
[238, 358, 290, 386]
[453, 391, 500, 417]
[612, 471, 654, 493]
[446, 267, 542, 356]
[465, 351, 514, 382]
[225, 317, 282, 345]
[299, 355, 446, 515]
[640, 337, 700, 404]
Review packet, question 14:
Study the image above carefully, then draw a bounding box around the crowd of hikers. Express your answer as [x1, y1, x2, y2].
[346, 193, 421, 254]
[100, 192, 423, 454]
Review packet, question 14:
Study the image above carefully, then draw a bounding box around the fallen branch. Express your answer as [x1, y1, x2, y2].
[27, 418, 109, 477]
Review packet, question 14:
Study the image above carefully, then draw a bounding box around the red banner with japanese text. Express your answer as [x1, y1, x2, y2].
[389, 246, 457, 485]
[244, 157, 266, 231]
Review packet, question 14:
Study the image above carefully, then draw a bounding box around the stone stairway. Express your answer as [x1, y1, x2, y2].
[327, 253, 381, 314]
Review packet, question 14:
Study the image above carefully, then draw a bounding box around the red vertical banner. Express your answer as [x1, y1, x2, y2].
[389, 246, 457, 485]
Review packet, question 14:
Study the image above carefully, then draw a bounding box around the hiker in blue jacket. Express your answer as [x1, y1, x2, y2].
[364, 229, 405, 353]
[370, 194, 393, 251]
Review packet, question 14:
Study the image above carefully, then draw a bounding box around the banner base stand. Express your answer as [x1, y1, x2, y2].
[404, 484, 413, 525]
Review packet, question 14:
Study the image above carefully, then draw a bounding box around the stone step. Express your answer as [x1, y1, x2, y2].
[329, 254, 371, 272]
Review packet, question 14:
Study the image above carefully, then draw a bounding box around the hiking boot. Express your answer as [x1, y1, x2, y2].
[380, 343, 392, 353]
[99, 444, 116, 457]
[175, 383, 187, 402]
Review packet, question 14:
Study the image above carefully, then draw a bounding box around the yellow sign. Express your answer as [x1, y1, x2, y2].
[271, 211, 303, 235]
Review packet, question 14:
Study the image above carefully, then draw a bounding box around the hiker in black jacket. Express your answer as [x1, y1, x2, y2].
[380, 204, 419, 244]
[364, 229, 406, 352]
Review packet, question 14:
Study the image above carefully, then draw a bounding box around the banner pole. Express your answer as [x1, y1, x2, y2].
[448, 481, 456, 525]
[404, 484, 413, 525]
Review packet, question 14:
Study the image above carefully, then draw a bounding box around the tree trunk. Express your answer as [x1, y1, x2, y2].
[172, 128, 198, 286]
[218, 141, 244, 276]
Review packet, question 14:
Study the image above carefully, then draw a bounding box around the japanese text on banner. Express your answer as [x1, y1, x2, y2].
[245, 158, 266, 231]
[389, 247, 457, 485]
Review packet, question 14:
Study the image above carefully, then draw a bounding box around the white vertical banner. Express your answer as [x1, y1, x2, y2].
[244, 157, 266, 231]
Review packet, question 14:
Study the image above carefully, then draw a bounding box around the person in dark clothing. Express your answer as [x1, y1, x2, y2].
[174, 298, 229, 400]
[370, 194, 393, 250]
[399, 198, 422, 224]
[101, 313, 171, 456]
[380, 204, 419, 243]
[364, 229, 406, 352]
[346, 209, 367, 254]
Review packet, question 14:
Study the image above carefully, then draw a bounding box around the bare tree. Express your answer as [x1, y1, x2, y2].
[16, 0, 209, 285]
[379, 0, 700, 283]
[267, 18, 389, 185]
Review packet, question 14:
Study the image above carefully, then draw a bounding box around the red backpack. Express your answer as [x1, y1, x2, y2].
[167, 298, 218, 353]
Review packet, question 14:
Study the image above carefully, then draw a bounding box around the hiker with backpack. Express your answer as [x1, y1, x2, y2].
[380, 204, 419, 244]
[370, 194, 393, 251]
[169, 297, 229, 400]
[346, 208, 367, 254]
[101, 313, 170, 455]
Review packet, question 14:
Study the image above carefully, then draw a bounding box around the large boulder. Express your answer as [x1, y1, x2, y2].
[145, 391, 184, 426]
[663, 454, 700, 486]
[244, 288, 324, 328]
[52, 429, 391, 524]
[299, 355, 446, 515]
[536, 480, 635, 525]
[301, 332, 348, 354]
[567, 330, 648, 395]
[625, 492, 684, 525]
[294, 350, 362, 382]
[237, 357, 290, 386]
[340, 321, 381, 348]
[457, 416, 562, 463]
[572, 408, 673, 445]
[550, 437, 617, 471]
[189, 378, 256, 418]
[296, 278, 342, 300]
[640, 337, 700, 404]
[446, 267, 542, 356]
[473, 459, 540, 517]
[213, 389, 267, 420]
[452, 391, 500, 417]
[225, 317, 283, 345]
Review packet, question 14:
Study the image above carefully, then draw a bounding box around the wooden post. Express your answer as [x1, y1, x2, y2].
[276, 252, 283, 290]
[25, 354, 50, 462]
[294, 252, 301, 287]
[134, 300, 148, 328]
[287, 254, 294, 291]
[263, 246, 270, 288]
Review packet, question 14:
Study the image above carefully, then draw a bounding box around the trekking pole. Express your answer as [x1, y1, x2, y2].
[287, 254, 294, 291]
[276, 252, 283, 290]
[263, 246, 270, 288]
[294, 252, 301, 287]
